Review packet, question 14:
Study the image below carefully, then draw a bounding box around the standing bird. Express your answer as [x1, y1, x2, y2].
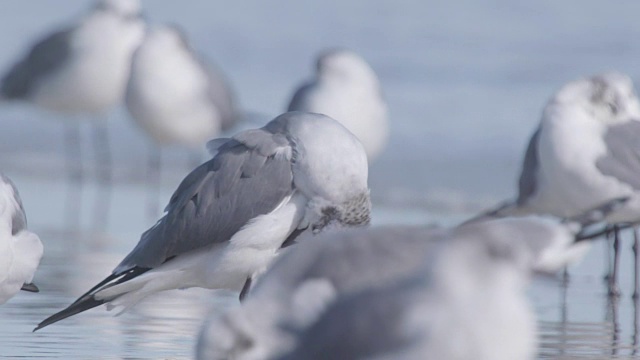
[197, 207, 614, 360]
[287, 49, 388, 162]
[125, 25, 239, 215]
[471, 72, 640, 297]
[34, 111, 370, 331]
[0, 173, 43, 305]
[0, 0, 145, 182]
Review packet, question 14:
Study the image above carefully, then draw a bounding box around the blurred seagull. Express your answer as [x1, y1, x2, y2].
[0, 0, 145, 182]
[274, 226, 539, 360]
[0, 173, 43, 305]
[287, 49, 388, 162]
[125, 24, 239, 215]
[471, 72, 640, 296]
[196, 201, 619, 360]
[34, 111, 370, 331]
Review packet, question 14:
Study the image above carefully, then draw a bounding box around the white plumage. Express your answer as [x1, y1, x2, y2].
[481, 72, 640, 295]
[0, 174, 43, 305]
[197, 213, 603, 360]
[2, 0, 145, 114]
[288, 49, 389, 162]
[125, 25, 238, 147]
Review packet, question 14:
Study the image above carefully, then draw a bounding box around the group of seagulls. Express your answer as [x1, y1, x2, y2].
[1, 0, 640, 359]
[196, 210, 615, 360]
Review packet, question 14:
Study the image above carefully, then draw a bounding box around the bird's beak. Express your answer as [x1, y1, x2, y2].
[21, 283, 40, 293]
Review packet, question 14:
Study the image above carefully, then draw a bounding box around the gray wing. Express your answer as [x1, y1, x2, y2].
[0, 173, 27, 235]
[277, 280, 419, 360]
[254, 226, 445, 296]
[596, 121, 640, 190]
[115, 128, 294, 273]
[1, 27, 74, 99]
[287, 81, 316, 111]
[517, 127, 541, 205]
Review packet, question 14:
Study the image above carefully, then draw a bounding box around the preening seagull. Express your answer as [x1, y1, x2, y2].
[287, 49, 388, 162]
[35, 111, 370, 331]
[471, 72, 640, 296]
[0, 173, 43, 305]
[125, 24, 239, 215]
[0, 0, 145, 180]
[196, 203, 616, 360]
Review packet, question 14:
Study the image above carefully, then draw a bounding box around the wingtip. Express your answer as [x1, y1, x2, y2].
[33, 296, 106, 332]
[21, 283, 39, 293]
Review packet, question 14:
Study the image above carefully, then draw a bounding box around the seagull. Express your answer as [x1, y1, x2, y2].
[470, 72, 640, 297]
[273, 228, 537, 360]
[196, 201, 619, 360]
[34, 111, 371, 331]
[125, 24, 239, 215]
[287, 49, 388, 162]
[0, 173, 43, 305]
[0, 0, 145, 182]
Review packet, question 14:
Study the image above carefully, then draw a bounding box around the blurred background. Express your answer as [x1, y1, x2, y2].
[0, 0, 639, 358]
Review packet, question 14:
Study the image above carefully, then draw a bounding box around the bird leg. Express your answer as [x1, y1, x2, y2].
[604, 226, 614, 282]
[64, 123, 84, 228]
[562, 266, 570, 286]
[608, 225, 622, 297]
[65, 123, 83, 183]
[146, 144, 162, 218]
[91, 121, 113, 230]
[92, 121, 111, 186]
[633, 295, 640, 355]
[634, 227, 640, 300]
[239, 277, 252, 302]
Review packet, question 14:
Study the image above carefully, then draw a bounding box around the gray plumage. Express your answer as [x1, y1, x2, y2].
[196, 226, 445, 360]
[276, 278, 419, 360]
[596, 120, 640, 191]
[1, 28, 73, 99]
[273, 216, 601, 360]
[253, 226, 443, 296]
[116, 128, 294, 272]
[37, 111, 371, 331]
[200, 214, 605, 360]
[517, 127, 541, 205]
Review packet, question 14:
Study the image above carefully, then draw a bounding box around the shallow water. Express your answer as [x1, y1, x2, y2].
[2, 174, 640, 359]
[1, 0, 640, 358]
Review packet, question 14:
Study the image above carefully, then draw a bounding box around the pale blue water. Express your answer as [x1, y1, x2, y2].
[0, 0, 639, 358]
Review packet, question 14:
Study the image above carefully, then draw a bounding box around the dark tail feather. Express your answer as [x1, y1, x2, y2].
[34, 296, 106, 332]
[34, 267, 151, 332]
[71, 273, 119, 306]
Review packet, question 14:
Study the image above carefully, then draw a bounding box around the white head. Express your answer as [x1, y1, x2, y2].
[315, 49, 379, 85]
[266, 112, 370, 231]
[94, 0, 142, 18]
[547, 72, 640, 126]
